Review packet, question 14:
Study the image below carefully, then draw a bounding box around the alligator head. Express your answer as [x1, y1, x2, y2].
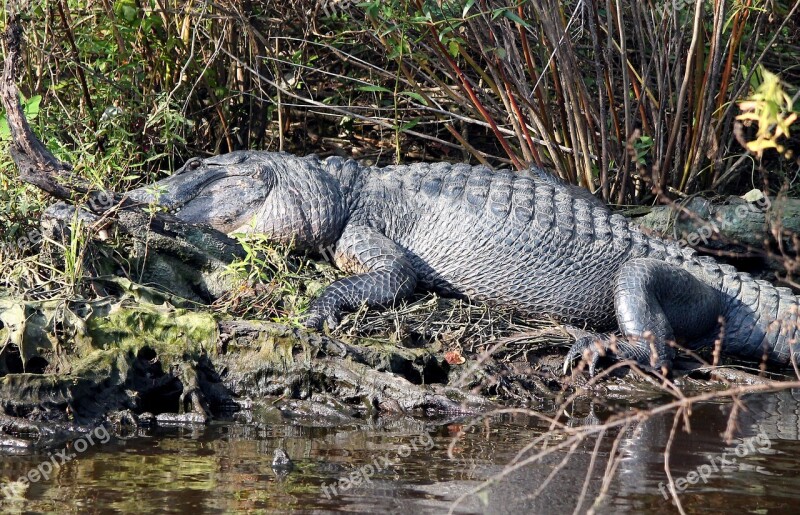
[127, 151, 349, 251]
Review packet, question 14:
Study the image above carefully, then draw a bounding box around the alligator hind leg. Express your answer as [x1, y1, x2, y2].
[565, 258, 723, 374]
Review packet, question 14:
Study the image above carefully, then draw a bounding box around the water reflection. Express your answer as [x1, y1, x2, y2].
[1, 392, 800, 513]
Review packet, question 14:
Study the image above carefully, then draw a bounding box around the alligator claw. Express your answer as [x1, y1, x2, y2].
[563, 332, 676, 377]
[562, 333, 616, 376]
[303, 309, 340, 331]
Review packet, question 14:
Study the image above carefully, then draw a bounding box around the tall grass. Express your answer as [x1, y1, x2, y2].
[343, 0, 800, 203]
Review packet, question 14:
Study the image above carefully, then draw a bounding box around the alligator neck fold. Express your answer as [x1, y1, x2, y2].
[322, 156, 368, 214]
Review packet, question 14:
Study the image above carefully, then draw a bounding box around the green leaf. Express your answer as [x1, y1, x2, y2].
[399, 117, 421, 131]
[0, 117, 10, 141]
[24, 95, 41, 122]
[357, 85, 392, 93]
[448, 39, 459, 57]
[502, 9, 530, 28]
[0, 95, 42, 141]
[399, 91, 428, 105]
[462, 0, 476, 17]
[114, 0, 139, 23]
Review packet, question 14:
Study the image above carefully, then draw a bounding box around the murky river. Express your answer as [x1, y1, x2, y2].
[2, 390, 800, 513]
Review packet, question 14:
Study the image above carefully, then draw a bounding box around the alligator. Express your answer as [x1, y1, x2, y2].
[127, 151, 800, 374]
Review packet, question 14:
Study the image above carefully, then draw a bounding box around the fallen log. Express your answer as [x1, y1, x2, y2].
[631, 195, 800, 255]
[629, 194, 800, 282]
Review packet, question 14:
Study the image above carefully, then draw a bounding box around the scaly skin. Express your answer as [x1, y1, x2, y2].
[128, 151, 800, 373]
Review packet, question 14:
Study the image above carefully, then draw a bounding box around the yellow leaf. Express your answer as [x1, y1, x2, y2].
[735, 112, 761, 122]
[745, 139, 778, 153]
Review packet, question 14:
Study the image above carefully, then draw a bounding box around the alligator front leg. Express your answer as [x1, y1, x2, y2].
[565, 258, 723, 375]
[304, 224, 417, 330]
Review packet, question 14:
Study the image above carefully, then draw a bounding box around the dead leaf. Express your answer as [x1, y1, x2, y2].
[444, 350, 465, 365]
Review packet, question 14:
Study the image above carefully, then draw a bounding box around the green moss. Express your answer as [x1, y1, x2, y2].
[83, 302, 218, 361]
[1, 289, 218, 380]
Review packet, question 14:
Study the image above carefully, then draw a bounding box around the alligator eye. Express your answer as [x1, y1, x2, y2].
[177, 157, 203, 174]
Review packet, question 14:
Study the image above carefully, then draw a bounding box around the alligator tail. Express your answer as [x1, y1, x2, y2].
[638, 233, 800, 365]
[704, 259, 800, 364]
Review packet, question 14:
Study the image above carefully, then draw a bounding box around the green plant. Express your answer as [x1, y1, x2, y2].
[60, 210, 87, 291]
[221, 230, 315, 323]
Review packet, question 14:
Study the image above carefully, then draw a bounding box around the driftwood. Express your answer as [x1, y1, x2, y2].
[2, 10, 244, 299]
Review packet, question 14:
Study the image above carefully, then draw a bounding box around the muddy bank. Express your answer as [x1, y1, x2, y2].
[0, 278, 564, 445]
[4, 269, 795, 451]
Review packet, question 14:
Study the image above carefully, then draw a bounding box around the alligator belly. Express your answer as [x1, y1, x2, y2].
[405, 237, 621, 329]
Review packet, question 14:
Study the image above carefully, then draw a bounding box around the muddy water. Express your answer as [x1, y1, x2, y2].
[2, 391, 800, 514]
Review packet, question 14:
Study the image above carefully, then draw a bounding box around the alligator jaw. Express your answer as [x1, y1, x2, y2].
[126, 162, 229, 213]
[125, 158, 273, 234]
